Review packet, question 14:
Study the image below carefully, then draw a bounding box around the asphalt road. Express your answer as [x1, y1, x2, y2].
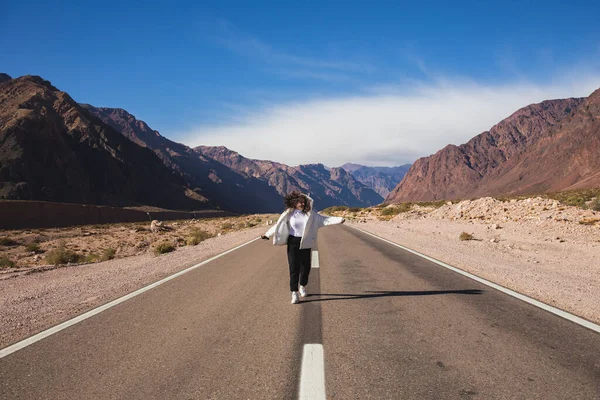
[1, 225, 599, 399]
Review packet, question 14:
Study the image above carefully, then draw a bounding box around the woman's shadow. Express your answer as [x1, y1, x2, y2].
[301, 289, 484, 303]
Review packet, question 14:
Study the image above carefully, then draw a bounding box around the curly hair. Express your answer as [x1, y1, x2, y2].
[284, 191, 310, 212]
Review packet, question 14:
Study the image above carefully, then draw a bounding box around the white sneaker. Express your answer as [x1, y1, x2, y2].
[299, 285, 307, 298]
[291, 291, 299, 304]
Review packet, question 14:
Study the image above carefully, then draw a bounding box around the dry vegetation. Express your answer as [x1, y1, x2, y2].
[323, 188, 600, 224]
[322, 199, 450, 222]
[0, 214, 277, 274]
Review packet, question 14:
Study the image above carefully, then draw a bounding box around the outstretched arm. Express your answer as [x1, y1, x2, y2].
[261, 224, 276, 240]
[316, 213, 345, 227]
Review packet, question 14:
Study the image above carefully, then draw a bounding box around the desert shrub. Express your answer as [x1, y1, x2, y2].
[0, 237, 18, 246]
[348, 207, 362, 213]
[154, 242, 175, 255]
[547, 188, 600, 209]
[255, 218, 262, 222]
[321, 206, 349, 214]
[0, 256, 16, 269]
[101, 248, 116, 261]
[459, 232, 474, 241]
[381, 208, 398, 216]
[381, 203, 412, 216]
[83, 253, 100, 263]
[221, 222, 233, 230]
[562, 195, 588, 208]
[25, 242, 41, 253]
[186, 228, 213, 246]
[45, 244, 82, 265]
[246, 221, 257, 228]
[589, 198, 600, 212]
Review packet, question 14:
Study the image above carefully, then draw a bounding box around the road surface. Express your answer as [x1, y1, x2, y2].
[1, 225, 599, 399]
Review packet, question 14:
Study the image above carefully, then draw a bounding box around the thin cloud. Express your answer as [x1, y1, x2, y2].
[210, 19, 375, 80]
[267, 68, 353, 82]
[179, 69, 600, 168]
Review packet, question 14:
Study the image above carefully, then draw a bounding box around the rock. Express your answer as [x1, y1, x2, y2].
[150, 220, 165, 233]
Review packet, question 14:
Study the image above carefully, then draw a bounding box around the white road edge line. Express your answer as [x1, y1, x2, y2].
[0, 237, 261, 359]
[311, 250, 319, 268]
[351, 226, 600, 334]
[299, 344, 326, 400]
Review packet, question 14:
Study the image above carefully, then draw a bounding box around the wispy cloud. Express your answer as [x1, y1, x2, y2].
[210, 19, 375, 81]
[179, 67, 600, 167]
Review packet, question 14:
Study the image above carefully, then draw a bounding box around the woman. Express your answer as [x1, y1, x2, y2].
[261, 191, 345, 304]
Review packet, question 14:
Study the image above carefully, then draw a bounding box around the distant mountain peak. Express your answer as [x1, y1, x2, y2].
[196, 146, 384, 209]
[340, 162, 363, 173]
[0, 73, 12, 83]
[340, 163, 411, 198]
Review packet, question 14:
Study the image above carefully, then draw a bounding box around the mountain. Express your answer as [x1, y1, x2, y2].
[386, 92, 598, 203]
[339, 163, 363, 173]
[196, 146, 384, 209]
[340, 163, 411, 197]
[0, 74, 208, 210]
[82, 105, 282, 213]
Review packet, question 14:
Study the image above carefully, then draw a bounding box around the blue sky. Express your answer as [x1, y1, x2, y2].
[2, 0, 600, 166]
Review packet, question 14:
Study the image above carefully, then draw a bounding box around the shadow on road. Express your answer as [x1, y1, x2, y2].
[301, 289, 484, 303]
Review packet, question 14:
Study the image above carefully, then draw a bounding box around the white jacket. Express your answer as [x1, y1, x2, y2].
[263, 194, 344, 250]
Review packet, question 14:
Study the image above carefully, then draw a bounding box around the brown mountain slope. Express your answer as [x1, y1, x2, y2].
[471, 88, 600, 196]
[82, 105, 283, 213]
[386, 95, 588, 202]
[0, 75, 207, 210]
[195, 146, 384, 209]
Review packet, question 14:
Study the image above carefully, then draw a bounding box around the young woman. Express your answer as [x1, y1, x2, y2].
[261, 191, 345, 304]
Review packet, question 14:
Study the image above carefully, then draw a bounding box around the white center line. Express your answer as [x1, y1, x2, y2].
[299, 344, 326, 400]
[311, 250, 319, 268]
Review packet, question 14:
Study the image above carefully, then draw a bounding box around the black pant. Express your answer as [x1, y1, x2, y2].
[287, 236, 311, 292]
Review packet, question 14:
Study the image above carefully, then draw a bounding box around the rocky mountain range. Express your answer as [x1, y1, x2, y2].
[195, 146, 384, 209]
[341, 163, 411, 198]
[5, 72, 597, 214]
[386, 91, 599, 203]
[82, 106, 383, 211]
[0, 75, 208, 210]
[81, 105, 282, 213]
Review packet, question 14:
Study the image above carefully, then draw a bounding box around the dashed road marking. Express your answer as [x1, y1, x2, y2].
[311, 250, 319, 268]
[299, 344, 326, 400]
